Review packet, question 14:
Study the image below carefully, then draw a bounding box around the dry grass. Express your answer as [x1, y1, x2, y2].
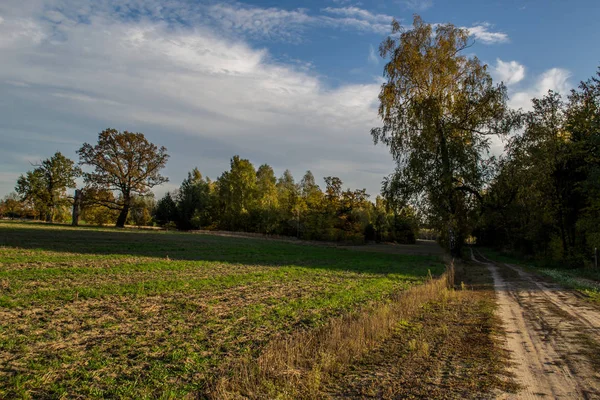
[321, 258, 519, 399]
[212, 262, 455, 399]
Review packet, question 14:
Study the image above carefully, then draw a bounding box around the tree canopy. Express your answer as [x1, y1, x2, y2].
[371, 15, 517, 254]
[477, 69, 600, 266]
[15, 152, 80, 222]
[77, 128, 169, 227]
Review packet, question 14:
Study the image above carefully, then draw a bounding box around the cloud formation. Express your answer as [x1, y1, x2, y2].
[322, 6, 393, 24]
[402, 0, 434, 12]
[204, 3, 395, 39]
[0, 0, 515, 198]
[205, 4, 313, 41]
[509, 68, 572, 111]
[492, 59, 525, 86]
[0, 0, 392, 198]
[464, 23, 509, 44]
[485, 66, 573, 156]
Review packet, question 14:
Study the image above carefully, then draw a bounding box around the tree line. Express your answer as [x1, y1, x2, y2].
[3, 128, 169, 228]
[1, 130, 420, 244]
[153, 157, 419, 243]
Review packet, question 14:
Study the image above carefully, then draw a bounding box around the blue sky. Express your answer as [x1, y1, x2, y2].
[1, 0, 598, 199]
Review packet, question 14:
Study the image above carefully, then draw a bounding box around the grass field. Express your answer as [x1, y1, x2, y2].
[0, 221, 444, 399]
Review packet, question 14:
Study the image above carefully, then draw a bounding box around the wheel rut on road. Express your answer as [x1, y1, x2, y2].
[472, 249, 600, 399]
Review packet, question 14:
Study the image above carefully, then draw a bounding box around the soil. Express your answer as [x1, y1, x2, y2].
[472, 249, 600, 399]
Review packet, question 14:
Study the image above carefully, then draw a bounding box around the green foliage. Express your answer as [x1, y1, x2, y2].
[0, 193, 28, 219]
[127, 195, 156, 227]
[176, 168, 213, 230]
[371, 15, 517, 255]
[145, 157, 418, 244]
[80, 188, 120, 226]
[276, 169, 301, 236]
[216, 156, 257, 231]
[477, 67, 600, 267]
[368, 196, 419, 244]
[254, 164, 279, 234]
[154, 192, 177, 226]
[14, 152, 80, 222]
[78, 128, 169, 228]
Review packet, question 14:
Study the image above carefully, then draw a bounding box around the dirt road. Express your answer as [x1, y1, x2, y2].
[471, 250, 600, 399]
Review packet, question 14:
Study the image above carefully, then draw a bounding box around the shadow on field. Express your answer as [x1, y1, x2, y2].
[0, 222, 444, 275]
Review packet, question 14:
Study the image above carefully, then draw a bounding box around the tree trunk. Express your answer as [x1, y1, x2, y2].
[439, 127, 462, 257]
[116, 202, 130, 228]
[558, 213, 568, 259]
[72, 189, 82, 226]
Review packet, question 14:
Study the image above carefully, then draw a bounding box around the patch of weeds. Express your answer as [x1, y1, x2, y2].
[538, 269, 600, 302]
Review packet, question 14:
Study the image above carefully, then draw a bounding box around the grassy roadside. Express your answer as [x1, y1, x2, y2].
[0, 222, 444, 398]
[214, 267, 454, 399]
[479, 248, 600, 302]
[320, 258, 518, 399]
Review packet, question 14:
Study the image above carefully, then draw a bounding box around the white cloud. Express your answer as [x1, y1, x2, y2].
[492, 59, 525, 86]
[0, 0, 392, 197]
[486, 66, 573, 156]
[321, 7, 393, 34]
[509, 67, 572, 111]
[205, 4, 313, 42]
[429, 21, 509, 46]
[402, 0, 433, 11]
[322, 7, 393, 24]
[0, 17, 46, 48]
[368, 44, 379, 65]
[537, 68, 572, 95]
[204, 3, 394, 40]
[464, 23, 508, 44]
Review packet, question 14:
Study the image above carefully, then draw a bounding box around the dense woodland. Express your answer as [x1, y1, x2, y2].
[1, 16, 599, 267]
[476, 76, 600, 267]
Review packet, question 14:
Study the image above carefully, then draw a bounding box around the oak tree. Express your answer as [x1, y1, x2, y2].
[77, 128, 169, 227]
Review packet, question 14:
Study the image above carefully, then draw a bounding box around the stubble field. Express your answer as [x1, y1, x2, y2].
[0, 221, 444, 399]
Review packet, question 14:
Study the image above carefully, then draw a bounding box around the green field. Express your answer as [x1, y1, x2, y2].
[0, 222, 443, 398]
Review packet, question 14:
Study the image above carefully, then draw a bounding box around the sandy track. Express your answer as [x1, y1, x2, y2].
[471, 249, 600, 399]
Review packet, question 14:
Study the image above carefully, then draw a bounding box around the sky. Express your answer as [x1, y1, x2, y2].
[1, 0, 599, 199]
